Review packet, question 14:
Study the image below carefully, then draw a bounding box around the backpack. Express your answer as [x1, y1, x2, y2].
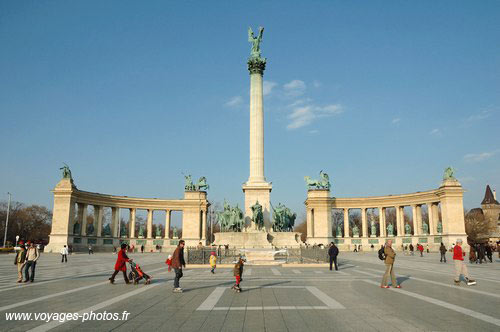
[378, 246, 386, 261]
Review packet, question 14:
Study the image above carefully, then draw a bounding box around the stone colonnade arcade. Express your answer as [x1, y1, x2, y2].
[305, 178, 467, 251]
[45, 178, 209, 253]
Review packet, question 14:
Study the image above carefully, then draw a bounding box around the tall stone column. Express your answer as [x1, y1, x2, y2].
[395, 206, 402, 236]
[129, 208, 136, 238]
[147, 209, 153, 239]
[80, 203, 88, 236]
[164, 210, 171, 239]
[416, 205, 423, 235]
[361, 208, 367, 237]
[95, 206, 103, 237]
[427, 203, 435, 235]
[343, 208, 350, 238]
[242, 53, 272, 231]
[412, 205, 419, 236]
[111, 207, 120, 237]
[379, 207, 386, 237]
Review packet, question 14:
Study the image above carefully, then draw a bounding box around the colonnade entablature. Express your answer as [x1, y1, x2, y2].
[45, 178, 209, 252]
[305, 178, 468, 251]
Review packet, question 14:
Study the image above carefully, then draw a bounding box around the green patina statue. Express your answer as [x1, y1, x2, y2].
[370, 220, 377, 236]
[184, 174, 194, 191]
[251, 200, 264, 230]
[387, 223, 394, 236]
[352, 224, 359, 236]
[247, 26, 266, 74]
[60, 163, 72, 180]
[87, 222, 95, 235]
[217, 202, 244, 232]
[103, 224, 111, 236]
[271, 203, 296, 232]
[437, 221, 443, 234]
[421, 222, 429, 234]
[336, 223, 343, 237]
[156, 225, 162, 237]
[304, 170, 331, 190]
[138, 225, 145, 237]
[248, 26, 264, 59]
[184, 174, 209, 191]
[120, 224, 127, 237]
[405, 222, 411, 235]
[173, 227, 178, 238]
[443, 166, 456, 180]
[73, 222, 80, 235]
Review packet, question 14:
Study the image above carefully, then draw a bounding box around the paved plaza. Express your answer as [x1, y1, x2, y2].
[0, 252, 499, 331]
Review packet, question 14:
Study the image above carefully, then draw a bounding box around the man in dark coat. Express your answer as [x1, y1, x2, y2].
[171, 240, 186, 293]
[109, 243, 131, 284]
[328, 242, 339, 271]
[439, 242, 447, 263]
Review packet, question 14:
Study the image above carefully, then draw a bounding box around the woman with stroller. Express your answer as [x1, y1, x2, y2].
[109, 243, 132, 284]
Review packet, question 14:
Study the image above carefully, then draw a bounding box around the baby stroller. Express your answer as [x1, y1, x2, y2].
[128, 261, 152, 285]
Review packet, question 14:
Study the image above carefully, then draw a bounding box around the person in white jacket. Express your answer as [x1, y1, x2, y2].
[60, 245, 69, 263]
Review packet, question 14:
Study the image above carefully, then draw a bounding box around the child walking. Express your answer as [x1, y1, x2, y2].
[209, 251, 217, 274]
[232, 257, 245, 292]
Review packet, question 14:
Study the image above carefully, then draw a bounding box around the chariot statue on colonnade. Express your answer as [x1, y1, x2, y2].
[60, 163, 72, 180]
[443, 166, 456, 180]
[184, 174, 210, 191]
[304, 170, 331, 190]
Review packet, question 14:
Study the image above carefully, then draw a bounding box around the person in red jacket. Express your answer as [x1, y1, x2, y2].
[453, 239, 476, 286]
[109, 243, 132, 284]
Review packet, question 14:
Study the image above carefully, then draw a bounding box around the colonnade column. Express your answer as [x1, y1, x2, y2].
[427, 203, 435, 235]
[111, 207, 120, 237]
[95, 206, 103, 237]
[399, 206, 406, 236]
[412, 205, 419, 236]
[129, 208, 136, 238]
[164, 210, 171, 239]
[395, 206, 402, 236]
[361, 208, 367, 237]
[343, 208, 350, 238]
[147, 209, 153, 238]
[202, 210, 207, 241]
[379, 207, 386, 237]
[80, 204, 88, 236]
[416, 205, 423, 235]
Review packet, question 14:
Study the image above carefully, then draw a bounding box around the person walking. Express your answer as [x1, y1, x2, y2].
[109, 243, 131, 284]
[328, 242, 339, 271]
[439, 242, 447, 262]
[232, 256, 245, 292]
[171, 240, 186, 293]
[141, 245, 144, 254]
[60, 245, 68, 263]
[485, 244, 493, 263]
[14, 241, 27, 283]
[409, 244, 414, 256]
[380, 239, 400, 289]
[88, 245, 93, 254]
[209, 251, 217, 274]
[453, 239, 476, 286]
[24, 241, 40, 283]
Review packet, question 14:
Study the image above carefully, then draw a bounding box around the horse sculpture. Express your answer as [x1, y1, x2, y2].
[304, 170, 331, 190]
[217, 202, 244, 232]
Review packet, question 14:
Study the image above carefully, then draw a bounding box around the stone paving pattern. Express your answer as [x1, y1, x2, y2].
[0, 252, 499, 331]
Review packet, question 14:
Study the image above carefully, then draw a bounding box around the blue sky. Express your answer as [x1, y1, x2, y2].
[1, 1, 499, 226]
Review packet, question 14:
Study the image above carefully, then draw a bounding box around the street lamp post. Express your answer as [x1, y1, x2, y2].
[3, 192, 12, 248]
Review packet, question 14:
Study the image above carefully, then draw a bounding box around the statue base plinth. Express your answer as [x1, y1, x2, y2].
[155, 236, 161, 239]
[336, 235, 342, 238]
[138, 236, 144, 239]
[353, 235, 359, 238]
[370, 235, 377, 238]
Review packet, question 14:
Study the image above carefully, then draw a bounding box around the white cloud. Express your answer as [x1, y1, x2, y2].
[263, 81, 277, 96]
[429, 128, 442, 136]
[309, 129, 319, 134]
[287, 104, 343, 130]
[225, 96, 243, 107]
[392, 118, 401, 124]
[313, 80, 321, 88]
[463, 150, 498, 163]
[464, 110, 492, 123]
[283, 79, 306, 97]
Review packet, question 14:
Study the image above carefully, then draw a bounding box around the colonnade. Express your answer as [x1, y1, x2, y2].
[306, 178, 468, 250]
[45, 178, 209, 252]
